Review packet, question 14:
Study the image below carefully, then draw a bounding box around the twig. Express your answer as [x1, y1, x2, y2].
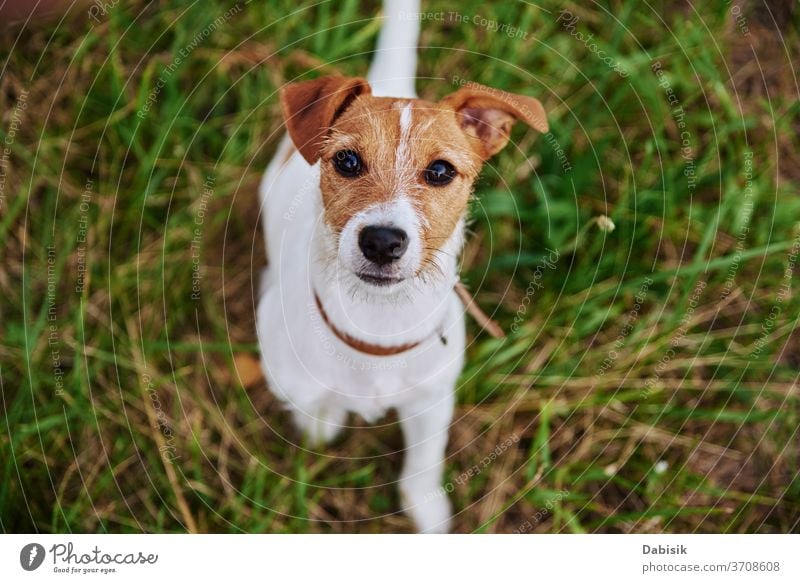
[455, 282, 505, 339]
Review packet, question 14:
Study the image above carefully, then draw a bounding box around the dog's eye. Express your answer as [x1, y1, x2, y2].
[423, 160, 456, 186]
[333, 149, 363, 177]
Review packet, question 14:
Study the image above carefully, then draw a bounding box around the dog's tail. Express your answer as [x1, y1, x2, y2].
[367, 0, 420, 98]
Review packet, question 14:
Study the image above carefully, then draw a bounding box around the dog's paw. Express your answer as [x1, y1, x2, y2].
[399, 477, 452, 533]
[291, 407, 346, 446]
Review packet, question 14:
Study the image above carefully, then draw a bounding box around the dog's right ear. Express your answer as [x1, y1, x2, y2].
[280, 76, 372, 164]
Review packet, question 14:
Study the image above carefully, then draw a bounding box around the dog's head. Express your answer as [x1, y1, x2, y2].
[280, 76, 548, 291]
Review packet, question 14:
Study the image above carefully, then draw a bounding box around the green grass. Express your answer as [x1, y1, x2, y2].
[1, 0, 799, 533]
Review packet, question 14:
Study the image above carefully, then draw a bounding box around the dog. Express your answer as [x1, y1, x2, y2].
[257, 0, 547, 533]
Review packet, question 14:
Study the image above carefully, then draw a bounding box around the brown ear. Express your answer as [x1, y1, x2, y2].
[280, 76, 372, 164]
[441, 82, 548, 160]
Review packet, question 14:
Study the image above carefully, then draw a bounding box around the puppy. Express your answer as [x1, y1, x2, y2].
[257, 0, 547, 532]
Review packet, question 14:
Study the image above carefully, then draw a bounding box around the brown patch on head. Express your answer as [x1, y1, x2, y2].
[280, 76, 548, 272]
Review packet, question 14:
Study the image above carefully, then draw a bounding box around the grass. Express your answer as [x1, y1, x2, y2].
[1, 0, 799, 533]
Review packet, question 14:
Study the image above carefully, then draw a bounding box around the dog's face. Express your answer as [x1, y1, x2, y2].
[281, 76, 547, 290]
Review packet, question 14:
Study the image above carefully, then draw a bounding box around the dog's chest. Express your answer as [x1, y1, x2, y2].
[323, 355, 419, 421]
[307, 319, 454, 418]
[258, 280, 462, 420]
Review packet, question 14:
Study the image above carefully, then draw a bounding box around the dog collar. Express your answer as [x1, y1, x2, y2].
[312, 282, 504, 357]
[313, 292, 431, 356]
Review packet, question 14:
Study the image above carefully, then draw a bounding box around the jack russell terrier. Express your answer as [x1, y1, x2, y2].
[257, 0, 548, 532]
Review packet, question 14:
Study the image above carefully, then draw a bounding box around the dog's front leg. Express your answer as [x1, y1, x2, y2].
[397, 389, 455, 533]
[291, 403, 347, 446]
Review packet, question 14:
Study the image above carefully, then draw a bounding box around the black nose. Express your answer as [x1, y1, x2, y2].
[358, 226, 409, 265]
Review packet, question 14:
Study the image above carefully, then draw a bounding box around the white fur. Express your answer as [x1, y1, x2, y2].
[257, 0, 465, 533]
[395, 102, 415, 181]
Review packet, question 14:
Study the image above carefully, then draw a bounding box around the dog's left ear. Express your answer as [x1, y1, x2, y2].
[441, 83, 548, 160]
[280, 75, 372, 164]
